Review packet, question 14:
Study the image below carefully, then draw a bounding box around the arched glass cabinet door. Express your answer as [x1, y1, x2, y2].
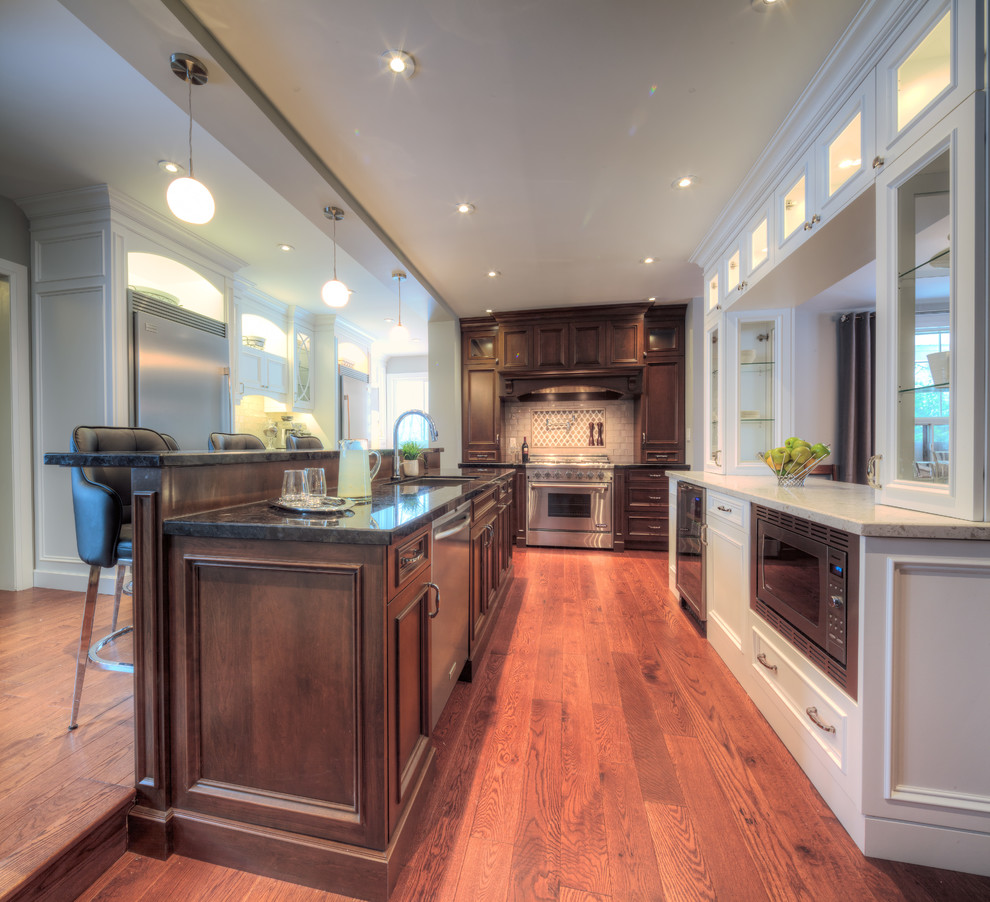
[294, 327, 313, 409]
[876, 97, 985, 520]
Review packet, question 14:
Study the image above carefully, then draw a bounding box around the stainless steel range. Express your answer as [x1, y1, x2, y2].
[525, 454, 614, 549]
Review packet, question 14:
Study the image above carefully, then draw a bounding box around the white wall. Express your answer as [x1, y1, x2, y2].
[428, 322, 459, 469]
[792, 304, 840, 449]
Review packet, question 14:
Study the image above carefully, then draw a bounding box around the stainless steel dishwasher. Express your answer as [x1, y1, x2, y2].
[430, 501, 471, 729]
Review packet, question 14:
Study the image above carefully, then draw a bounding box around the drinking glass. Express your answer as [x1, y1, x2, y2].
[304, 467, 327, 502]
[281, 469, 307, 504]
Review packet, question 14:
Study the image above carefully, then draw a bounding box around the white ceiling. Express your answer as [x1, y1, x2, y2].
[0, 0, 867, 347]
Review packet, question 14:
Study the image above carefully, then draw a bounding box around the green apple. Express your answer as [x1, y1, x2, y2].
[811, 442, 829, 459]
[791, 447, 813, 467]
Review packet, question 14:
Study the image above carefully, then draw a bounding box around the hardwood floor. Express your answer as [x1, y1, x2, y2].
[5, 549, 990, 901]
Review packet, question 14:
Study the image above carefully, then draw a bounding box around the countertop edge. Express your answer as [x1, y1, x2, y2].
[669, 471, 990, 539]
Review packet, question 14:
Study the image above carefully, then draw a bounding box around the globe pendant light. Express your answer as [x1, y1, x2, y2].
[390, 270, 409, 341]
[321, 206, 350, 307]
[166, 54, 215, 225]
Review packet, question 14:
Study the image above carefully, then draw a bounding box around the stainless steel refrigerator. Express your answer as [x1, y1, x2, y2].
[130, 292, 231, 451]
[675, 481, 707, 622]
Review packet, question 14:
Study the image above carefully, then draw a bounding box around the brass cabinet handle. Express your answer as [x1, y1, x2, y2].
[806, 706, 836, 735]
[647, 525, 664, 530]
[426, 582, 441, 619]
[648, 495, 664, 501]
[757, 652, 778, 674]
[866, 453, 882, 490]
[401, 551, 424, 567]
[717, 505, 732, 513]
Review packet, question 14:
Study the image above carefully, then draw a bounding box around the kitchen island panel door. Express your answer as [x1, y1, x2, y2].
[172, 550, 375, 843]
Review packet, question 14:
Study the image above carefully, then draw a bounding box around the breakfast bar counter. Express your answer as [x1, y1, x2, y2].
[44, 449, 515, 901]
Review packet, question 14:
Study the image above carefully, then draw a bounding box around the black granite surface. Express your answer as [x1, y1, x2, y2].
[163, 468, 515, 546]
[43, 448, 379, 468]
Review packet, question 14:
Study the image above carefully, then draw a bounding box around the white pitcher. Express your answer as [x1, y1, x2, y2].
[337, 440, 381, 500]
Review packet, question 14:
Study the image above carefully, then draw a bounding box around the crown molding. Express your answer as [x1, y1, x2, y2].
[690, 0, 930, 269]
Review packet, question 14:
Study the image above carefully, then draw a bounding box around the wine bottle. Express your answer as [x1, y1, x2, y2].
[521, 436, 529, 463]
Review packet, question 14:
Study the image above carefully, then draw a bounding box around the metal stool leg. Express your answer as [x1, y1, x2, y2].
[69, 565, 101, 730]
[110, 562, 128, 632]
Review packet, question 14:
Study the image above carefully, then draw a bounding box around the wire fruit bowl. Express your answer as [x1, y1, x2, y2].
[759, 444, 830, 487]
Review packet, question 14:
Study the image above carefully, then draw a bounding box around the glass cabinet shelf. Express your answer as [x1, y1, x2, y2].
[898, 382, 949, 395]
[898, 248, 950, 281]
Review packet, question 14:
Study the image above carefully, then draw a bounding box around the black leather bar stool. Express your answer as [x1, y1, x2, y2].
[285, 433, 323, 450]
[68, 425, 178, 730]
[208, 432, 265, 450]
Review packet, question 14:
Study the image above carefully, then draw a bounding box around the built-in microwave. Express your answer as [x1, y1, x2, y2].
[751, 506, 859, 699]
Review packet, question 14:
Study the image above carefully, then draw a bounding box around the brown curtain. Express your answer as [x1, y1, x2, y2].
[835, 312, 875, 484]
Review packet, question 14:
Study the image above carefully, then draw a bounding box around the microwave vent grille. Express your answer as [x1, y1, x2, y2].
[754, 599, 853, 696]
[755, 506, 850, 550]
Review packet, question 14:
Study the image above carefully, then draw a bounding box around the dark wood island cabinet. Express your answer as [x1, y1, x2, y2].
[43, 449, 515, 901]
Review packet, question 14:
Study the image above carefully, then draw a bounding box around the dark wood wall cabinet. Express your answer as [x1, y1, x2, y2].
[461, 302, 688, 468]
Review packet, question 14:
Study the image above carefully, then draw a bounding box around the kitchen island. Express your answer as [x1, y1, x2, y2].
[44, 448, 516, 901]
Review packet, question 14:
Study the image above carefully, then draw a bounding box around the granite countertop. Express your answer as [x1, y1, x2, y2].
[163, 468, 515, 546]
[669, 471, 990, 539]
[43, 448, 391, 468]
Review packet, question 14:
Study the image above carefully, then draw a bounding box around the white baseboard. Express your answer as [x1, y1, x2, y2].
[33, 563, 118, 594]
[864, 816, 990, 877]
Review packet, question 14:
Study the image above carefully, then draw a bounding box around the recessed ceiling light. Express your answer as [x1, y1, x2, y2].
[277, 243, 294, 252]
[487, 270, 501, 278]
[384, 317, 394, 324]
[641, 257, 655, 264]
[381, 50, 415, 78]
[672, 175, 698, 189]
[158, 159, 184, 175]
[750, 0, 782, 10]
[485, 308, 493, 314]
[648, 297, 657, 302]
[411, 337, 422, 343]
[456, 203, 476, 214]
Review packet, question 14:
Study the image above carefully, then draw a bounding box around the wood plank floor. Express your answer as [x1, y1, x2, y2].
[6, 549, 990, 901]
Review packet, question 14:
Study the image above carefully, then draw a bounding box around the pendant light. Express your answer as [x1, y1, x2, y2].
[390, 270, 409, 341]
[166, 53, 215, 225]
[321, 206, 350, 307]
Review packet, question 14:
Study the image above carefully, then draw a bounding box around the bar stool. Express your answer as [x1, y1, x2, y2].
[209, 432, 265, 450]
[285, 432, 323, 450]
[69, 425, 179, 730]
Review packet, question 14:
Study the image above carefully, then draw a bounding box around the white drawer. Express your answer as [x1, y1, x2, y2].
[707, 490, 747, 530]
[750, 622, 848, 770]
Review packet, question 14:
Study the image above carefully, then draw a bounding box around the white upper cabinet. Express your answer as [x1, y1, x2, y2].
[743, 203, 773, 291]
[705, 266, 721, 315]
[774, 150, 816, 260]
[875, 1, 979, 170]
[875, 95, 985, 520]
[704, 314, 724, 473]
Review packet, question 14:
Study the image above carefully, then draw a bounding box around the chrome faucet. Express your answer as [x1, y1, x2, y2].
[392, 409, 439, 478]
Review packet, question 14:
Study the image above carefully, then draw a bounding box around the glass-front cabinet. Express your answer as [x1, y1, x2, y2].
[293, 324, 314, 410]
[704, 316, 723, 473]
[726, 310, 789, 475]
[876, 96, 985, 520]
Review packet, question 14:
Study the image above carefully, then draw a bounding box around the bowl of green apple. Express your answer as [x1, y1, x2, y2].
[759, 437, 830, 487]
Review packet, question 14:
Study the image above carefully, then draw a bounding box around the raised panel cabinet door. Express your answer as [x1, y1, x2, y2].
[386, 577, 432, 833]
[499, 326, 531, 369]
[534, 323, 568, 368]
[468, 517, 488, 651]
[641, 359, 685, 462]
[607, 320, 642, 365]
[570, 320, 606, 367]
[461, 367, 499, 457]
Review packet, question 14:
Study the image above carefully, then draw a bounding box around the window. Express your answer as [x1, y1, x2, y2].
[387, 372, 430, 446]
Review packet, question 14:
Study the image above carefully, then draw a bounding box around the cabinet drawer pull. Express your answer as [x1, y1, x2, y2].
[647, 525, 665, 531]
[400, 551, 424, 566]
[426, 582, 441, 619]
[648, 473, 664, 478]
[648, 495, 664, 501]
[757, 652, 778, 674]
[805, 706, 836, 735]
[716, 505, 732, 513]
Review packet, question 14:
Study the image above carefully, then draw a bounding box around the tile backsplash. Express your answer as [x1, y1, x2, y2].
[503, 399, 636, 463]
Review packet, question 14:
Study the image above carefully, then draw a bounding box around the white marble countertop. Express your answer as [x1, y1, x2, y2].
[669, 471, 990, 539]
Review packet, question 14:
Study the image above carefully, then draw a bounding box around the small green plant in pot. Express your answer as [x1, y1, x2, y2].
[400, 440, 424, 477]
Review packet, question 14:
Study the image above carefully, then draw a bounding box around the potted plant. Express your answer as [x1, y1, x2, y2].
[400, 440, 425, 477]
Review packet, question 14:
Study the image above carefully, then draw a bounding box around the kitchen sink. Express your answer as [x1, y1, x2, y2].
[396, 477, 477, 488]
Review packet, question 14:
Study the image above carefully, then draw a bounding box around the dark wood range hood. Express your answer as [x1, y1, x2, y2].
[499, 368, 644, 401]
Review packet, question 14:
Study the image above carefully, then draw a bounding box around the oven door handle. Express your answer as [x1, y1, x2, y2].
[527, 482, 610, 491]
